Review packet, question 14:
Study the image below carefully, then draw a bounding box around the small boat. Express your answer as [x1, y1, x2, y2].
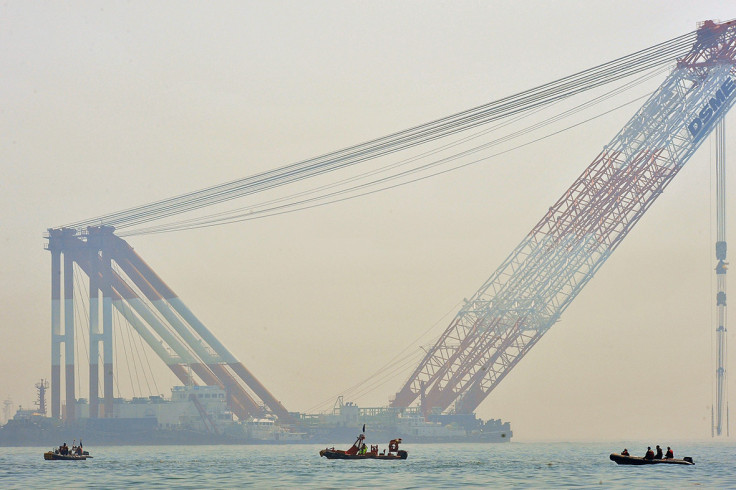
[44, 442, 92, 461]
[609, 453, 693, 465]
[320, 432, 408, 460]
[44, 451, 91, 461]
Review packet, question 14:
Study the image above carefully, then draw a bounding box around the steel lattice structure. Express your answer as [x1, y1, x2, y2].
[47, 226, 294, 423]
[392, 20, 736, 414]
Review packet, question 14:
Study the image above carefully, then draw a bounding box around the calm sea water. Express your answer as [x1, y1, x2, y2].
[1, 441, 735, 488]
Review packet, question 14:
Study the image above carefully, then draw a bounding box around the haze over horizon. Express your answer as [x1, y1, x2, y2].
[2, 1, 735, 442]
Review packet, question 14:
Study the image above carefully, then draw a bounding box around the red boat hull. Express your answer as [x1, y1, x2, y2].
[319, 449, 408, 460]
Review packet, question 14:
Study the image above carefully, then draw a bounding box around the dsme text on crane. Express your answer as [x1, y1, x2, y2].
[688, 77, 736, 138]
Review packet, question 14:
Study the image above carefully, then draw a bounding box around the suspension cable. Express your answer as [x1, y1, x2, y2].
[58, 31, 695, 232]
[124, 66, 665, 236]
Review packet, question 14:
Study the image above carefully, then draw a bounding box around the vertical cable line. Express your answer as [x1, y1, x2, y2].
[58, 32, 695, 232]
[115, 290, 160, 396]
[114, 309, 136, 398]
[710, 131, 715, 434]
[136, 313, 160, 396]
[123, 312, 144, 396]
[112, 314, 120, 399]
[72, 264, 91, 397]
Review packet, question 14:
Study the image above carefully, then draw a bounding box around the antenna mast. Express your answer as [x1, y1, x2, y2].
[35, 379, 49, 416]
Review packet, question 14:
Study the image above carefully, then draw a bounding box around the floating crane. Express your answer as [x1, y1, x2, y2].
[391, 20, 736, 415]
[45, 21, 734, 429]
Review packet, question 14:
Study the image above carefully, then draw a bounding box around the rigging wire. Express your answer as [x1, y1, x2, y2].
[51, 31, 702, 411]
[112, 314, 121, 399]
[72, 264, 91, 396]
[306, 300, 464, 413]
[299, 70, 670, 410]
[113, 308, 136, 398]
[709, 129, 715, 433]
[113, 264, 144, 396]
[58, 31, 695, 232]
[123, 67, 665, 236]
[136, 316, 161, 396]
[123, 312, 145, 396]
[112, 261, 199, 367]
[116, 291, 162, 396]
[127, 91, 653, 236]
[345, 351, 426, 403]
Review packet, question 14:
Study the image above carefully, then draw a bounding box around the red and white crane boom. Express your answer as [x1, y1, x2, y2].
[392, 20, 736, 414]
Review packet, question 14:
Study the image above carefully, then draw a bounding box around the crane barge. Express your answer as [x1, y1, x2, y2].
[11, 20, 732, 446]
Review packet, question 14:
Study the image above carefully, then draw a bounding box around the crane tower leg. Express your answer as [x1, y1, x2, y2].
[50, 240, 61, 419]
[88, 239, 100, 418]
[63, 252, 75, 421]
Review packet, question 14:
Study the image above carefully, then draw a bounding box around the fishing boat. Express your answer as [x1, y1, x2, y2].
[320, 428, 407, 460]
[609, 453, 693, 465]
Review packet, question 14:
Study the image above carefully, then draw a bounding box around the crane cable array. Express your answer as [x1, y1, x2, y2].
[122, 64, 668, 237]
[59, 30, 696, 234]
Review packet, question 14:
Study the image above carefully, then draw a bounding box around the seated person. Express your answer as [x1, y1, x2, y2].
[664, 447, 673, 459]
[644, 447, 654, 460]
[621, 449, 629, 456]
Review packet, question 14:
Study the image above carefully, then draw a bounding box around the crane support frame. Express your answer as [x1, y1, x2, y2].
[46, 226, 293, 423]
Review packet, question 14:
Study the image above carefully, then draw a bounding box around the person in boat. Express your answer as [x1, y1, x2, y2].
[76, 445, 83, 456]
[665, 446, 673, 459]
[621, 448, 629, 456]
[388, 438, 402, 453]
[654, 445, 663, 459]
[359, 442, 367, 455]
[61, 443, 69, 455]
[644, 447, 654, 460]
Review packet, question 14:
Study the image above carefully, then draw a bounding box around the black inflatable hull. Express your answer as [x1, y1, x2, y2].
[610, 453, 693, 465]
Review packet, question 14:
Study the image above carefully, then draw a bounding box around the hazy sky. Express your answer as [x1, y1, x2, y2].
[2, 1, 735, 442]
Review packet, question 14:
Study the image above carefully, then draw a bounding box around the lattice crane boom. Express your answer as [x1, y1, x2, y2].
[392, 20, 736, 414]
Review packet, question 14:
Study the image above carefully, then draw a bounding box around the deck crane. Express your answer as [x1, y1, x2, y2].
[391, 20, 736, 415]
